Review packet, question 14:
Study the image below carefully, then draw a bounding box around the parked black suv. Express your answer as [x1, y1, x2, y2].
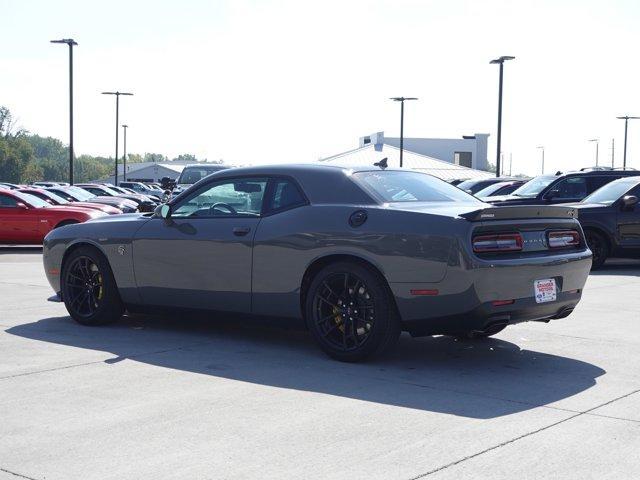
[570, 176, 640, 268]
[487, 170, 640, 206]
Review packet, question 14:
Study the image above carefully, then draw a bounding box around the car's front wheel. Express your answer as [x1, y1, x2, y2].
[305, 262, 401, 362]
[61, 246, 124, 326]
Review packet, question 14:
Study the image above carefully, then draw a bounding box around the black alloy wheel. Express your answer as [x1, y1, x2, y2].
[585, 230, 608, 270]
[64, 255, 104, 318]
[306, 262, 401, 362]
[61, 246, 124, 325]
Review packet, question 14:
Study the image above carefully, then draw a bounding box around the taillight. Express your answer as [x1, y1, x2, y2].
[473, 233, 523, 253]
[547, 230, 580, 249]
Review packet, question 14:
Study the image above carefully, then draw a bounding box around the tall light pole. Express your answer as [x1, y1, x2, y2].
[50, 38, 78, 184]
[588, 138, 599, 166]
[490, 55, 515, 177]
[537, 146, 545, 174]
[102, 91, 133, 185]
[122, 125, 128, 182]
[617, 116, 640, 170]
[389, 97, 418, 168]
[611, 138, 615, 168]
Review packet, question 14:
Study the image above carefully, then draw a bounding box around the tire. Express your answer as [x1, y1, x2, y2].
[305, 261, 401, 362]
[61, 246, 124, 326]
[585, 230, 608, 269]
[455, 323, 507, 340]
[54, 219, 79, 229]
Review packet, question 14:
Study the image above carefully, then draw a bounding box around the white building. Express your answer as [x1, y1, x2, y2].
[320, 141, 492, 181]
[359, 131, 490, 171]
[98, 162, 185, 184]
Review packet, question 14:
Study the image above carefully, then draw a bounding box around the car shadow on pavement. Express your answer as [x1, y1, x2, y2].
[7, 313, 605, 419]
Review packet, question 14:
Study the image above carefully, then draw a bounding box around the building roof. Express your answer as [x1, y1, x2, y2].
[319, 143, 493, 181]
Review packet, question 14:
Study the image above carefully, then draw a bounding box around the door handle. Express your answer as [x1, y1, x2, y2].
[233, 226, 251, 236]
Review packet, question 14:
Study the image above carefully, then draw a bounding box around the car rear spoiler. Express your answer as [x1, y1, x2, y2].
[459, 205, 578, 222]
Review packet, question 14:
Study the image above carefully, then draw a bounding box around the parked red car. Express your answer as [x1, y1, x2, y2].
[0, 189, 106, 244]
[18, 187, 123, 215]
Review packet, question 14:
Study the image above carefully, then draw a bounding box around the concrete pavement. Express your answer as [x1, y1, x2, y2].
[1, 248, 638, 479]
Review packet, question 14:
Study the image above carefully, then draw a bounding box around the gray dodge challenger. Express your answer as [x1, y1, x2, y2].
[43, 164, 592, 361]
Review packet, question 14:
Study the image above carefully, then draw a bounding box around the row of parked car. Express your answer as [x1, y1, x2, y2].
[453, 167, 640, 268]
[0, 181, 168, 244]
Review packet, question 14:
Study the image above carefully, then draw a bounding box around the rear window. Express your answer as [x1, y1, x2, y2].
[353, 171, 481, 203]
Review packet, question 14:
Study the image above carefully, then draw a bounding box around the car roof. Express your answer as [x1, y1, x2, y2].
[184, 163, 415, 204]
[560, 170, 640, 178]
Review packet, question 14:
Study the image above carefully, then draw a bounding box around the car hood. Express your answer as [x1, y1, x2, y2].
[44, 206, 106, 217]
[564, 202, 609, 213]
[85, 212, 150, 224]
[92, 196, 138, 207]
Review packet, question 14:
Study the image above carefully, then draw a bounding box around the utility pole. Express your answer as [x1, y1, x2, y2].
[617, 116, 640, 170]
[611, 138, 615, 168]
[490, 55, 515, 177]
[122, 125, 128, 182]
[102, 91, 133, 185]
[588, 139, 599, 167]
[50, 38, 78, 184]
[537, 146, 545, 175]
[389, 97, 418, 168]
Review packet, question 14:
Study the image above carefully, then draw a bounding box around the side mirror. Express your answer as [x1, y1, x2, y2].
[156, 203, 172, 220]
[16, 202, 28, 209]
[621, 195, 638, 209]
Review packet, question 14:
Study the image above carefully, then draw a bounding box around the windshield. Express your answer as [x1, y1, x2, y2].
[97, 186, 121, 196]
[177, 166, 226, 185]
[511, 176, 556, 197]
[32, 190, 69, 204]
[582, 178, 639, 205]
[13, 191, 51, 208]
[474, 182, 510, 197]
[65, 187, 95, 200]
[353, 171, 482, 203]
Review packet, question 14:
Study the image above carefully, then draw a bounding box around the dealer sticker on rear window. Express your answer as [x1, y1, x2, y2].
[534, 278, 557, 303]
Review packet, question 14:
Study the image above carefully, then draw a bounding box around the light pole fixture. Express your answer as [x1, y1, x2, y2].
[389, 97, 418, 168]
[122, 124, 128, 182]
[537, 146, 545, 174]
[102, 91, 133, 185]
[588, 138, 599, 166]
[616, 116, 640, 170]
[50, 38, 78, 184]
[490, 55, 515, 177]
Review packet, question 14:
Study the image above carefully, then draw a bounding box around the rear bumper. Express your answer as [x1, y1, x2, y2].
[390, 250, 592, 335]
[402, 290, 581, 336]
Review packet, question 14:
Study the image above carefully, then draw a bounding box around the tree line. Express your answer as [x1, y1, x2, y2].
[0, 106, 206, 184]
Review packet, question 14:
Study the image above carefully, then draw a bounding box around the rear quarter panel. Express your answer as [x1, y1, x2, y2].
[251, 204, 461, 318]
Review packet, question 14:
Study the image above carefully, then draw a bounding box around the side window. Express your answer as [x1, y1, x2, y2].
[549, 177, 587, 199]
[172, 178, 268, 218]
[0, 194, 18, 207]
[587, 176, 613, 194]
[268, 179, 306, 213]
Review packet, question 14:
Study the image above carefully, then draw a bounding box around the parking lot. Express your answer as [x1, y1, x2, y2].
[1, 248, 639, 480]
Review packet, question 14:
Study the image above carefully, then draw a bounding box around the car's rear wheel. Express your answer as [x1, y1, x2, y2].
[585, 230, 608, 269]
[61, 246, 124, 326]
[305, 262, 401, 362]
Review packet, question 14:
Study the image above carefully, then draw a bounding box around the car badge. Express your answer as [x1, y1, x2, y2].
[117, 245, 126, 255]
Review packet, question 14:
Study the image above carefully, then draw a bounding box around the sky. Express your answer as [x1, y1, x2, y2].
[2, 0, 640, 176]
